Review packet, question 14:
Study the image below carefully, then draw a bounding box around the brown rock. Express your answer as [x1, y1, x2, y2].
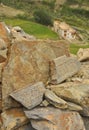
[10, 82, 45, 109]
[45, 89, 68, 109]
[24, 107, 85, 130]
[77, 48, 89, 61]
[0, 22, 10, 44]
[51, 84, 89, 116]
[0, 115, 2, 129]
[1, 108, 28, 130]
[50, 55, 81, 84]
[17, 123, 35, 130]
[2, 40, 69, 110]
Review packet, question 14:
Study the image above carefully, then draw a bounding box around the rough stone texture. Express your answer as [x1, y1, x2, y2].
[50, 55, 81, 84]
[82, 117, 89, 130]
[0, 22, 10, 44]
[18, 123, 35, 130]
[77, 48, 89, 61]
[24, 107, 85, 130]
[1, 108, 28, 130]
[51, 84, 89, 116]
[67, 102, 83, 111]
[0, 115, 2, 129]
[78, 61, 89, 79]
[2, 40, 69, 110]
[45, 89, 68, 109]
[10, 82, 45, 109]
[0, 84, 2, 112]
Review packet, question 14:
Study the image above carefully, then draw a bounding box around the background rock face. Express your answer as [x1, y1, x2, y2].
[2, 40, 69, 110]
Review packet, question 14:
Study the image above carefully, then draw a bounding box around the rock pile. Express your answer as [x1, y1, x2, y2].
[0, 22, 89, 130]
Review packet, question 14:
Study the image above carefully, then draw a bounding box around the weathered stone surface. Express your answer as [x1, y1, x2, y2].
[24, 107, 85, 130]
[0, 115, 2, 129]
[17, 123, 35, 130]
[77, 48, 89, 61]
[0, 22, 10, 44]
[40, 100, 50, 107]
[45, 89, 68, 109]
[78, 61, 89, 79]
[67, 102, 83, 111]
[50, 55, 80, 84]
[0, 62, 6, 82]
[1, 108, 28, 130]
[2, 40, 69, 110]
[51, 84, 89, 116]
[10, 82, 45, 109]
[82, 117, 89, 130]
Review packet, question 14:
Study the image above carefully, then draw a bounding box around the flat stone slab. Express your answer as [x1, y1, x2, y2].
[24, 107, 85, 130]
[50, 55, 81, 84]
[10, 82, 45, 109]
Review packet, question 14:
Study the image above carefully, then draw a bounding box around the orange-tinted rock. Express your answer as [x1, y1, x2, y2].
[0, 22, 10, 44]
[2, 40, 69, 110]
[24, 107, 85, 130]
[1, 108, 28, 130]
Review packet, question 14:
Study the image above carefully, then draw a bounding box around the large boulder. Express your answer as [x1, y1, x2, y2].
[2, 40, 69, 110]
[24, 107, 85, 130]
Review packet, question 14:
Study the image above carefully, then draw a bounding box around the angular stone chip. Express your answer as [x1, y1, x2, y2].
[10, 82, 45, 109]
[50, 55, 81, 84]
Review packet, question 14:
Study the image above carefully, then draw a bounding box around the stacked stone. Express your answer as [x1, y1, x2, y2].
[0, 22, 89, 130]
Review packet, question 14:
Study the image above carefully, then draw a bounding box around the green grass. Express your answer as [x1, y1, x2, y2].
[3, 18, 58, 39]
[70, 43, 89, 54]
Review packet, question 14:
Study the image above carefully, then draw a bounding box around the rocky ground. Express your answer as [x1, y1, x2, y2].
[0, 22, 89, 130]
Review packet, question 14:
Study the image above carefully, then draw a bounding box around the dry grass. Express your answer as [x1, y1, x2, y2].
[0, 4, 24, 17]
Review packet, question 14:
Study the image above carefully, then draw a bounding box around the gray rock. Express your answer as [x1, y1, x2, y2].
[45, 89, 68, 109]
[10, 82, 45, 109]
[18, 123, 35, 130]
[82, 117, 89, 130]
[51, 84, 89, 116]
[67, 102, 83, 111]
[24, 107, 85, 130]
[50, 55, 81, 84]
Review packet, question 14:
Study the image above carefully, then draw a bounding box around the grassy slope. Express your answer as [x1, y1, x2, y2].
[4, 18, 58, 40]
[70, 44, 89, 54]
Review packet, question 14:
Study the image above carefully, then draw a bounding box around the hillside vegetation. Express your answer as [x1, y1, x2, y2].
[0, 0, 89, 54]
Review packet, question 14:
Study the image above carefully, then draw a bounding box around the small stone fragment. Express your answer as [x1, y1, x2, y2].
[67, 102, 83, 111]
[50, 55, 81, 84]
[45, 89, 68, 109]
